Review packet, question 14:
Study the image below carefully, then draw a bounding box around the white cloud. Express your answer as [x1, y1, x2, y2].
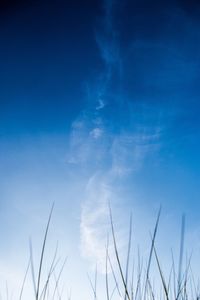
[78, 120, 162, 273]
[96, 99, 105, 110]
[90, 128, 103, 139]
[65, 0, 166, 276]
[68, 100, 163, 273]
[80, 174, 111, 272]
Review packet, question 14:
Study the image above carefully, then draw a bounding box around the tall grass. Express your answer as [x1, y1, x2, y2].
[2, 205, 199, 300]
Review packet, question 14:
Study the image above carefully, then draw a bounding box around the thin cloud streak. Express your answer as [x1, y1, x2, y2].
[66, 0, 166, 272]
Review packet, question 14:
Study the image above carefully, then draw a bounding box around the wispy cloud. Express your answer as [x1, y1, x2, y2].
[96, 98, 105, 110]
[96, 0, 121, 68]
[68, 107, 162, 273]
[67, 0, 165, 273]
[80, 174, 111, 272]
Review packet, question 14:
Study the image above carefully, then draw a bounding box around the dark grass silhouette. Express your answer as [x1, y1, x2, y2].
[3, 204, 198, 300]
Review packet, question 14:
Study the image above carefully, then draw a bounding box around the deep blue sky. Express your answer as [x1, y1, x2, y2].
[0, 0, 102, 134]
[1, 0, 200, 299]
[1, 0, 200, 134]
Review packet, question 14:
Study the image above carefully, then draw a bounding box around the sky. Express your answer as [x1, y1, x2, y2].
[1, 0, 200, 299]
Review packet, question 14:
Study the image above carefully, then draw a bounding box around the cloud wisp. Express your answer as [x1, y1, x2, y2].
[67, 0, 165, 273]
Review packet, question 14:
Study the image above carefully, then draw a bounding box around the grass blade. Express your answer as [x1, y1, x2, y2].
[144, 206, 161, 300]
[109, 203, 131, 300]
[36, 203, 54, 300]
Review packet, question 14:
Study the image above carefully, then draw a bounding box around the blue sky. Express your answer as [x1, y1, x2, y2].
[1, 0, 200, 299]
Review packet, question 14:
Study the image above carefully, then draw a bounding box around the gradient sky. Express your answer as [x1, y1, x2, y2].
[1, 0, 200, 299]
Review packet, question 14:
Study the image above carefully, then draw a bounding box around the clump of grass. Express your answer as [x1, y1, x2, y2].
[104, 207, 193, 300]
[2, 204, 199, 300]
[18, 203, 67, 300]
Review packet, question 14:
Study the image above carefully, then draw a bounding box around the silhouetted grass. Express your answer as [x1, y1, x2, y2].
[2, 204, 199, 300]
